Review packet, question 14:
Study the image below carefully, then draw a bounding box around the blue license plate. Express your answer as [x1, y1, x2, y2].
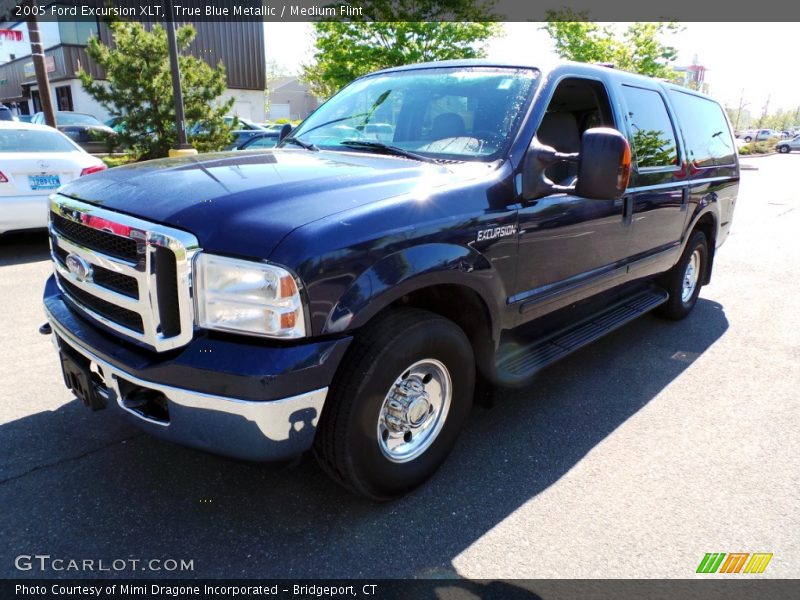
[29, 174, 61, 190]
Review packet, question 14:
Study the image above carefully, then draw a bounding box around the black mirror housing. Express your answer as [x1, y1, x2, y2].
[575, 128, 631, 199]
[278, 123, 292, 141]
[521, 127, 631, 201]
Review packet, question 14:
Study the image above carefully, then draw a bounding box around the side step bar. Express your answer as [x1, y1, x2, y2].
[496, 288, 669, 382]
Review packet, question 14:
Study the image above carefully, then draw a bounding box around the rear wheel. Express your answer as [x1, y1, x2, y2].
[313, 308, 475, 500]
[779, 145, 790, 153]
[656, 230, 709, 320]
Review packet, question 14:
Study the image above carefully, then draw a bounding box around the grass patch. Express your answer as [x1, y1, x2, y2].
[101, 155, 136, 168]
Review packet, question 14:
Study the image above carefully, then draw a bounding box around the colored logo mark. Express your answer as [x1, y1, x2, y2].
[696, 553, 773, 574]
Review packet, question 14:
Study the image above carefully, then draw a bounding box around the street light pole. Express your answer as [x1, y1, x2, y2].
[164, 0, 196, 156]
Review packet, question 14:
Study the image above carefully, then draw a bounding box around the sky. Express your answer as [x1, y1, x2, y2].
[265, 22, 800, 115]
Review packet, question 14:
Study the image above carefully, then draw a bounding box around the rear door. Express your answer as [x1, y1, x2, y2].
[617, 83, 687, 269]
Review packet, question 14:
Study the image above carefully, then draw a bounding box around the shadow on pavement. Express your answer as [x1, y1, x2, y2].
[0, 299, 728, 579]
[0, 230, 50, 267]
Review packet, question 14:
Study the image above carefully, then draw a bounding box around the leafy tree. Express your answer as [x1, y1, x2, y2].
[543, 11, 680, 79]
[78, 21, 235, 160]
[301, 0, 501, 98]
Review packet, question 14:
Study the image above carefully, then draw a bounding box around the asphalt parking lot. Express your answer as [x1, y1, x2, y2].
[1, 155, 798, 580]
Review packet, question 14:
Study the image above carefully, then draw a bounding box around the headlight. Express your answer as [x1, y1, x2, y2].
[193, 253, 306, 339]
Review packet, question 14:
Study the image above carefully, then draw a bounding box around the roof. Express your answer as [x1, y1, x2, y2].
[365, 58, 720, 103]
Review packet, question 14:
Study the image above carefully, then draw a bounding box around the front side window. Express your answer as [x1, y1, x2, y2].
[289, 67, 539, 162]
[620, 85, 678, 169]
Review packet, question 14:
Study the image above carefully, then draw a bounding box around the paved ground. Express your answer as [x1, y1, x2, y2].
[1, 155, 798, 579]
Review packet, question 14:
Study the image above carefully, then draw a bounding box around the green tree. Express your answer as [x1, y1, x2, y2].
[78, 21, 234, 160]
[301, 1, 500, 98]
[543, 11, 680, 79]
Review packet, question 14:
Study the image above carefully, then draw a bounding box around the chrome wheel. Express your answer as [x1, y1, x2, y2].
[377, 359, 452, 463]
[681, 249, 700, 303]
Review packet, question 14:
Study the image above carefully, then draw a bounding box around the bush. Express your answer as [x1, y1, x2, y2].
[738, 141, 775, 155]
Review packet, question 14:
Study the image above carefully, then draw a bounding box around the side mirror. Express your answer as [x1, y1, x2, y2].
[575, 128, 632, 200]
[278, 123, 292, 141]
[521, 127, 631, 200]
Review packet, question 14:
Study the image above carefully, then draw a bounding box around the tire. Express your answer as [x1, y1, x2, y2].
[656, 230, 709, 320]
[313, 308, 475, 500]
[744, 136, 752, 142]
[779, 145, 790, 153]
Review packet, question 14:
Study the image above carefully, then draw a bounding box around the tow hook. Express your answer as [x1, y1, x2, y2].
[38, 322, 52, 335]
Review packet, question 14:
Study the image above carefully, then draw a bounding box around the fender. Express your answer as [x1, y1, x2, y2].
[681, 195, 720, 284]
[323, 243, 506, 340]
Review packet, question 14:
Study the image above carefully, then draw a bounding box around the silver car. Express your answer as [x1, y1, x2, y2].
[777, 135, 800, 153]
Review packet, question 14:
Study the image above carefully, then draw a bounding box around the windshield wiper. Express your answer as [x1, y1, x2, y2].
[281, 137, 319, 151]
[339, 140, 438, 164]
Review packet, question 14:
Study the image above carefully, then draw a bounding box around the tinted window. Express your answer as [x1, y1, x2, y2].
[56, 112, 102, 126]
[244, 135, 278, 149]
[620, 85, 678, 169]
[0, 129, 80, 153]
[668, 91, 735, 167]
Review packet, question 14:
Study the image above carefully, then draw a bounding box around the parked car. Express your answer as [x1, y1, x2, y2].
[0, 121, 106, 235]
[18, 115, 33, 123]
[776, 135, 800, 153]
[233, 131, 281, 150]
[737, 128, 779, 142]
[0, 105, 17, 121]
[30, 111, 116, 153]
[189, 116, 268, 150]
[42, 60, 738, 499]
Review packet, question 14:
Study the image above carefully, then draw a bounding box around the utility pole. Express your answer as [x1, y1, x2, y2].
[25, 0, 56, 127]
[164, 0, 196, 157]
[734, 89, 748, 131]
[757, 94, 770, 129]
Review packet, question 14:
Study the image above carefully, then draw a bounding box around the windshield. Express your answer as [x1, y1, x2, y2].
[0, 128, 81, 152]
[289, 67, 539, 162]
[57, 112, 102, 126]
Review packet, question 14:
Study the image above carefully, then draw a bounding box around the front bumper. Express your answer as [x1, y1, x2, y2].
[44, 276, 352, 461]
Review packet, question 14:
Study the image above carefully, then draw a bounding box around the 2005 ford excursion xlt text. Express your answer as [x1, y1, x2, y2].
[42, 60, 738, 499]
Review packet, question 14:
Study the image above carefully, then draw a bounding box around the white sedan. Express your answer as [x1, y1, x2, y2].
[0, 121, 107, 235]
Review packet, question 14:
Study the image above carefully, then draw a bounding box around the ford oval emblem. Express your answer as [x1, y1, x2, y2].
[65, 253, 92, 282]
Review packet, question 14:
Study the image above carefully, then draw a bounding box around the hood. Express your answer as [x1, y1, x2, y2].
[58, 149, 455, 258]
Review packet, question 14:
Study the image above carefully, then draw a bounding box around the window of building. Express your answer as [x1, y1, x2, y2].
[55, 85, 73, 111]
[57, 18, 99, 45]
[620, 85, 678, 169]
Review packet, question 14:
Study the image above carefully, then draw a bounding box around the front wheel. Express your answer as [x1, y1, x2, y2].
[656, 230, 709, 320]
[779, 145, 790, 153]
[313, 308, 475, 500]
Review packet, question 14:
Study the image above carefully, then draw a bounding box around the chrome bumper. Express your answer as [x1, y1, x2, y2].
[47, 314, 328, 461]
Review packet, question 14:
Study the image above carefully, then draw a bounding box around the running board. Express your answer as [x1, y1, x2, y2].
[495, 288, 669, 382]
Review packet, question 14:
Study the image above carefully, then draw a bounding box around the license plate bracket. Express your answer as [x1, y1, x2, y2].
[59, 347, 107, 411]
[28, 174, 61, 190]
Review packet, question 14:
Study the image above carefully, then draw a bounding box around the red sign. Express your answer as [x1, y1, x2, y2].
[0, 29, 23, 42]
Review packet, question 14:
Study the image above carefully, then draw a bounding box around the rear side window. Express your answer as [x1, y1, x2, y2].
[668, 91, 735, 167]
[620, 85, 678, 169]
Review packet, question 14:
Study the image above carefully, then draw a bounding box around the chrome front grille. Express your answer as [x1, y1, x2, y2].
[48, 194, 200, 352]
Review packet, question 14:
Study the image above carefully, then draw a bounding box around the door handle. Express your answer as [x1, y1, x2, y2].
[623, 196, 634, 225]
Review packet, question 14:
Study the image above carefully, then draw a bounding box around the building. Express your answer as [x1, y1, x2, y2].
[0, 19, 265, 122]
[673, 54, 707, 93]
[267, 77, 319, 121]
